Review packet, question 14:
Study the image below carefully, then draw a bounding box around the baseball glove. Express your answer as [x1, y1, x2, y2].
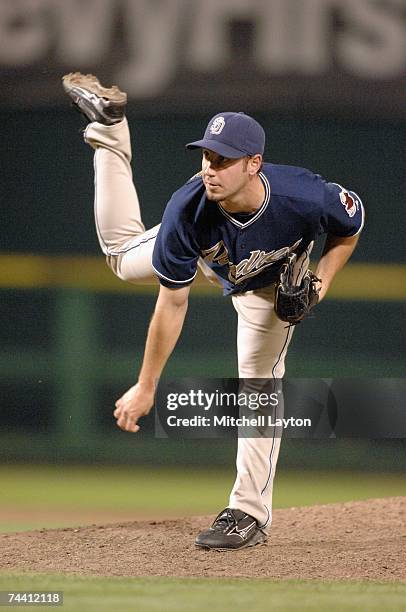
[274, 254, 321, 325]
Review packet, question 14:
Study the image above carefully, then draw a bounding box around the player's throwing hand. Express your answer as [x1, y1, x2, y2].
[113, 382, 155, 432]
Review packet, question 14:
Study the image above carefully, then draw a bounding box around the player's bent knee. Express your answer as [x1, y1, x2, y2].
[105, 254, 156, 285]
[105, 254, 132, 282]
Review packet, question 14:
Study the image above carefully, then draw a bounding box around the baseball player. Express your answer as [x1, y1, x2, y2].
[62, 73, 364, 550]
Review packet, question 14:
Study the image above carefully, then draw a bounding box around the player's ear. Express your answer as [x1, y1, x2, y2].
[247, 154, 263, 175]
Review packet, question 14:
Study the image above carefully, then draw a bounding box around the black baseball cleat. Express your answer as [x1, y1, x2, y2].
[62, 72, 127, 125]
[195, 508, 267, 551]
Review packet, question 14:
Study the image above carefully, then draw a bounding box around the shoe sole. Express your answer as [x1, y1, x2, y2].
[195, 531, 267, 552]
[62, 72, 127, 105]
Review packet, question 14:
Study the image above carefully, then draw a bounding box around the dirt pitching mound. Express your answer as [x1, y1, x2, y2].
[1, 497, 405, 581]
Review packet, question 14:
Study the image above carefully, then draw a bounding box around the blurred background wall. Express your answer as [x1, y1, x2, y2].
[0, 0, 405, 469]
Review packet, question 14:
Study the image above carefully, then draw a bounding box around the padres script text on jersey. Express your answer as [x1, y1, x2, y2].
[152, 163, 364, 294]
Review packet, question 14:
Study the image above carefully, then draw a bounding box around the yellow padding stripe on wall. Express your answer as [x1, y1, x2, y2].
[0, 254, 404, 300]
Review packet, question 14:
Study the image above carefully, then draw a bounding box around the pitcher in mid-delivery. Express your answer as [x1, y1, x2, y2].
[63, 72, 364, 551]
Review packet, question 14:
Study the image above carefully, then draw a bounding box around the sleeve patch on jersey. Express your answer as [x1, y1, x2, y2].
[339, 189, 358, 218]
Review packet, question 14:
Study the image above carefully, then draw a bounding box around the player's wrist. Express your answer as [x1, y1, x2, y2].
[315, 278, 328, 301]
[137, 377, 158, 392]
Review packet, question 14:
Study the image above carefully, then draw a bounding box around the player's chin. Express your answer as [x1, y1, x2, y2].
[205, 185, 222, 200]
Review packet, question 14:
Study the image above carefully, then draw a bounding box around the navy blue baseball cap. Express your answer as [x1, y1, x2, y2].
[186, 112, 265, 158]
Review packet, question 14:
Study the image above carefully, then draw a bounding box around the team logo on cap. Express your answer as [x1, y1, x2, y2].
[210, 116, 225, 135]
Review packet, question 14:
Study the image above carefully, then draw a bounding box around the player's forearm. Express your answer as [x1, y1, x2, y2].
[315, 233, 359, 300]
[137, 293, 188, 387]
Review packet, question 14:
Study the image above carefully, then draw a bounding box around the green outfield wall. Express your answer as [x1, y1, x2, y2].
[0, 285, 404, 469]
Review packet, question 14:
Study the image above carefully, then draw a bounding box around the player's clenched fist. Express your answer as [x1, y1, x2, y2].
[113, 381, 155, 433]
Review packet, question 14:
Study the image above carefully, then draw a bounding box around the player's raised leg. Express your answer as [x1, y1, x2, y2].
[62, 72, 158, 283]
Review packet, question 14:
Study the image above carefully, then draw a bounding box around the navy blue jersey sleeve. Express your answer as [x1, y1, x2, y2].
[152, 198, 200, 288]
[320, 182, 365, 237]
